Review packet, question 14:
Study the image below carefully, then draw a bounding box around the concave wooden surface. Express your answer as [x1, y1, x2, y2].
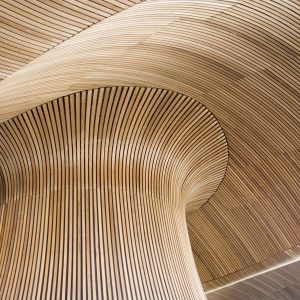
[0, 86, 227, 299]
[207, 260, 300, 300]
[0, 0, 142, 80]
[0, 0, 299, 298]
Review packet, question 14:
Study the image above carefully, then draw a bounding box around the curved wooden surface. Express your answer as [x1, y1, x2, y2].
[0, 0, 299, 298]
[0, 86, 227, 299]
[0, 0, 142, 80]
[207, 260, 300, 300]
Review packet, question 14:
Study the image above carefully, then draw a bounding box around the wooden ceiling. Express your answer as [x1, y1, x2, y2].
[0, 0, 299, 298]
[0, 0, 142, 80]
[207, 260, 300, 300]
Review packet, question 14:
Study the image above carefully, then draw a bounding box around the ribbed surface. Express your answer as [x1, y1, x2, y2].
[207, 261, 300, 300]
[0, 86, 227, 299]
[0, 0, 299, 297]
[0, 0, 142, 80]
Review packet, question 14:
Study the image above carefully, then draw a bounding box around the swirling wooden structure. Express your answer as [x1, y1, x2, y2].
[0, 0, 299, 299]
[0, 0, 142, 80]
[0, 86, 227, 299]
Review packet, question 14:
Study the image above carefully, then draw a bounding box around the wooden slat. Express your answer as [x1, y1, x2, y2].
[0, 0, 143, 80]
[0, 0, 299, 297]
[207, 260, 300, 300]
[0, 86, 227, 299]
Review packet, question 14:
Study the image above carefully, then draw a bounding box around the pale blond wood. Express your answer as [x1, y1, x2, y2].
[0, 0, 142, 80]
[207, 260, 300, 300]
[0, 86, 227, 299]
[0, 0, 299, 298]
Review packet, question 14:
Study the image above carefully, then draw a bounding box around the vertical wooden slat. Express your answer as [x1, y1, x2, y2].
[0, 86, 227, 299]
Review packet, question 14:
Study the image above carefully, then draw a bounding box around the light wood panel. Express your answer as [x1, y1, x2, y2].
[0, 0, 299, 296]
[0, 0, 142, 80]
[0, 86, 227, 299]
[207, 260, 300, 300]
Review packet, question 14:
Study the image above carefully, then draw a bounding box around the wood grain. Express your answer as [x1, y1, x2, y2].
[0, 86, 227, 299]
[0, 0, 142, 80]
[207, 260, 300, 300]
[0, 0, 299, 297]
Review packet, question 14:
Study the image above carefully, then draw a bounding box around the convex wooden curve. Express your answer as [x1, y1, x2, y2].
[0, 86, 228, 299]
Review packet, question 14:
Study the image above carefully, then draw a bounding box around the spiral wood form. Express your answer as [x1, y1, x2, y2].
[0, 0, 299, 299]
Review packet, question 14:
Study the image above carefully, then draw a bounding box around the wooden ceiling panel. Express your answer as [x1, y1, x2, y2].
[188, 148, 300, 289]
[0, 0, 299, 298]
[0, 0, 142, 80]
[207, 261, 300, 300]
